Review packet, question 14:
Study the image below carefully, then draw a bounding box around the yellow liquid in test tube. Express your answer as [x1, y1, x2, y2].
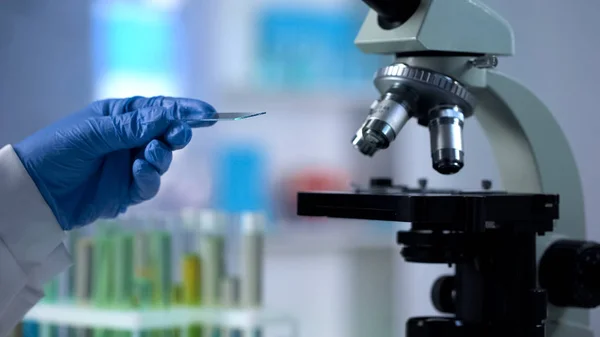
[182, 254, 202, 305]
[182, 254, 203, 337]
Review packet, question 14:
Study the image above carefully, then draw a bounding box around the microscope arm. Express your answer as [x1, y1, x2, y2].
[475, 71, 591, 337]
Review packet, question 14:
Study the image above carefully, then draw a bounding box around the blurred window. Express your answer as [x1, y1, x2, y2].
[91, 0, 184, 98]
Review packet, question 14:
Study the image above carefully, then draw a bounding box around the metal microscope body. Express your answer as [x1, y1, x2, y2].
[353, 1, 589, 336]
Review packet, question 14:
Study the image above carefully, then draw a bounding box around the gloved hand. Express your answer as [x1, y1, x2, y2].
[13, 96, 216, 230]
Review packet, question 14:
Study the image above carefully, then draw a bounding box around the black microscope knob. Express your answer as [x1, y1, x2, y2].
[431, 275, 456, 314]
[370, 177, 393, 187]
[539, 239, 600, 308]
[406, 317, 462, 337]
[418, 178, 428, 190]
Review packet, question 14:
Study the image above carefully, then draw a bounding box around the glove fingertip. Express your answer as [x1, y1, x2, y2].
[144, 140, 173, 175]
[132, 158, 154, 179]
[178, 100, 217, 128]
[180, 99, 216, 115]
[130, 159, 161, 204]
[165, 122, 193, 150]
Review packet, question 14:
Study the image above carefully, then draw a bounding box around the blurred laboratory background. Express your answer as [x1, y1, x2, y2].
[0, 0, 599, 337]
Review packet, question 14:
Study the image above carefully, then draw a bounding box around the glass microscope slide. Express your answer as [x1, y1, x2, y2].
[212, 112, 266, 121]
[183, 112, 266, 126]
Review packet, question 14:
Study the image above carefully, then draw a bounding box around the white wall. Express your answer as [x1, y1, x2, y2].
[393, 0, 600, 334]
[0, 0, 93, 146]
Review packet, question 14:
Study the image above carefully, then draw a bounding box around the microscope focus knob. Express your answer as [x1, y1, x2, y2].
[431, 275, 455, 314]
[539, 239, 600, 308]
[406, 317, 462, 337]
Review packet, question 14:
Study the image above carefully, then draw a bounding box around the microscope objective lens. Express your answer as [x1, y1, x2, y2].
[352, 91, 414, 156]
[428, 108, 465, 175]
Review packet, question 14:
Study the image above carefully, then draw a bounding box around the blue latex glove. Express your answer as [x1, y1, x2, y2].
[13, 96, 216, 230]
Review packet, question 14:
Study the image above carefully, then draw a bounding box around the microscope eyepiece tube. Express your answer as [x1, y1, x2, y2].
[353, 89, 415, 156]
[362, 0, 421, 29]
[428, 107, 465, 175]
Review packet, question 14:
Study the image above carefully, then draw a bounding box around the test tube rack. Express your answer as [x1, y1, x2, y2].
[22, 211, 292, 337]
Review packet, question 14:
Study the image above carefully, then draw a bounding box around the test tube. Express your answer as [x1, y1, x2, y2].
[240, 212, 265, 307]
[75, 238, 94, 304]
[40, 276, 59, 337]
[199, 210, 226, 337]
[180, 208, 200, 252]
[43, 279, 59, 303]
[150, 231, 172, 308]
[74, 238, 94, 337]
[66, 230, 82, 337]
[198, 210, 226, 306]
[92, 235, 114, 308]
[134, 232, 153, 308]
[165, 214, 186, 288]
[182, 254, 202, 305]
[114, 234, 134, 307]
[92, 222, 119, 337]
[168, 214, 189, 316]
[240, 212, 266, 337]
[171, 285, 183, 304]
[181, 209, 210, 337]
[182, 254, 202, 337]
[220, 278, 242, 337]
[67, 230, 81, 300]
[220, 277, 239, 307]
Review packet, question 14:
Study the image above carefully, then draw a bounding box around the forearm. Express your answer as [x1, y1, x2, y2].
[0, 145, 72, 337]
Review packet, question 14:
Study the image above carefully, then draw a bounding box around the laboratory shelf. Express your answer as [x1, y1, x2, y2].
[24, 303, 297, 331]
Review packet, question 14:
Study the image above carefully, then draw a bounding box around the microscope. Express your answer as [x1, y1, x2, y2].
[297, 1, 600, 337]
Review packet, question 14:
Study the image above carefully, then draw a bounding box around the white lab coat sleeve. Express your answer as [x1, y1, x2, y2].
[0, 145, 72, 336]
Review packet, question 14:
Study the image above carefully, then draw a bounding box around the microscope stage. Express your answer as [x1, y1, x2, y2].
[297, 191, 558, 231]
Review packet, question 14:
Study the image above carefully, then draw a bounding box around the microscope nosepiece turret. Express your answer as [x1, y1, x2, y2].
[353, 63, 475, 174]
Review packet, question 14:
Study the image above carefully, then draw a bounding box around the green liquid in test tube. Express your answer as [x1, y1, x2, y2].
[133, 231, 153, 337]
[74, 237, 94, 337]
[92, 237, 112, 307]
[109, 233, 134, 337]
[114, 234, 135, 307]
[150, 231, 172, 308]
[40, 279, 59, 337]
[92, 225, 114, 337]
[134, 232, 153, 308]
